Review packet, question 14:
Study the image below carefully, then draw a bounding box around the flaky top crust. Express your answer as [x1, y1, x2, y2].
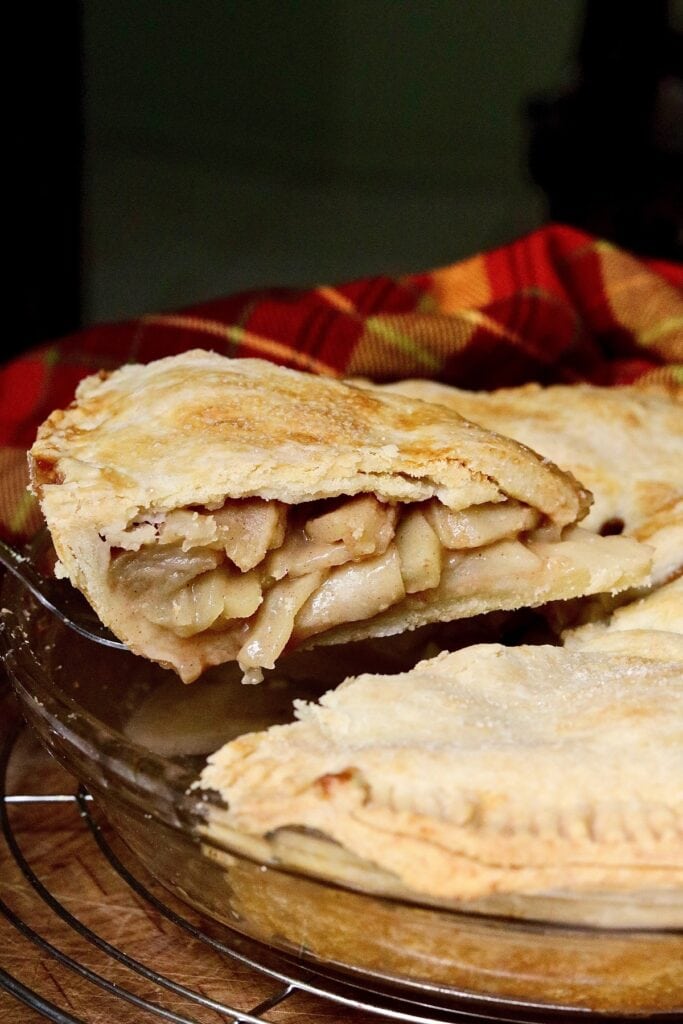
[30, 351, 588, 538]
[564, 576, 683, 657]
[371, 380, 683, 534]
[200, 643, 683, 900]
[29, 353, 659, 681]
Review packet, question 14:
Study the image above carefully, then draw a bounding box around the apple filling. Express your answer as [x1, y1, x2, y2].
[109, 494, 542, 677]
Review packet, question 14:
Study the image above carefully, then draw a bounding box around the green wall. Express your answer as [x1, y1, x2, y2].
[83, 1, 584, 320]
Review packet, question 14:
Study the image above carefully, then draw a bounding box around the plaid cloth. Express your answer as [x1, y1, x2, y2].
[1, 224, 681, 543]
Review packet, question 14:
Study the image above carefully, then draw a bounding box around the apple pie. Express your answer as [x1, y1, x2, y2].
[29, 350, 650, 682]
[199, 643, 683, 902]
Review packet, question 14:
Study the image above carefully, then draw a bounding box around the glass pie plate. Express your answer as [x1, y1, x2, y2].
[1, 539, 682, 1020]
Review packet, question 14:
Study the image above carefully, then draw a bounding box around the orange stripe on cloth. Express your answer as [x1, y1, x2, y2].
[346, 294, 579, 380]
[347, 313, 472, 378]
[450, 307, 562, 362]
[141, 315, 340, 376]
[315, 286, 357, 314]
[596, 247, 683, 361]
[427, 254, 492, 313]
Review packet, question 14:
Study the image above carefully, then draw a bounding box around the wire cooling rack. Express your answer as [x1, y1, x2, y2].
[2, 706, 560, 1024]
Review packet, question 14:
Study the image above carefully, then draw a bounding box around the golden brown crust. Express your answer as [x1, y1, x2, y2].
[564, 576, 683, 658]
[369, 379, 683, 537]
[31, 351, 589, 523]
[29, 352, 652, 681]
[200, 643, 683, 901]
[629, 497, 683, 585]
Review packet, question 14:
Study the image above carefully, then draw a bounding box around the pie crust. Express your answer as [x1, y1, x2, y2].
[200, 643, 683, 901]
[564, 575, 683, 660]
[370, 380, 683, 543]
[29, 351, 651, 681]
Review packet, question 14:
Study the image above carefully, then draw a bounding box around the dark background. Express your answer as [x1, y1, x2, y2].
[13, 0, 682, 361]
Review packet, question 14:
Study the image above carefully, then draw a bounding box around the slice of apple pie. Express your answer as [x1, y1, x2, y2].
[29, 350, 650, 682]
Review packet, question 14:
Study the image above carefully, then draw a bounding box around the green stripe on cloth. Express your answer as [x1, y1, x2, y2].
[9, 491, 38, 536]
[637, 317, 683, 348]
[364, 317, 441, 371]
[43, 345, 61, 366]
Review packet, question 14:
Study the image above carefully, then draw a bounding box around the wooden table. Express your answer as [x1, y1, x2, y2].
[1, 712, 375, 1024]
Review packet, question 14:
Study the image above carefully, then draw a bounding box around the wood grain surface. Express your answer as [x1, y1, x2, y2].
[0, 717, 375, 1024]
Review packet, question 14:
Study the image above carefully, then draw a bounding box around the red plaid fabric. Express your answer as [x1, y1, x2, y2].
[1, 224, 681, 542]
